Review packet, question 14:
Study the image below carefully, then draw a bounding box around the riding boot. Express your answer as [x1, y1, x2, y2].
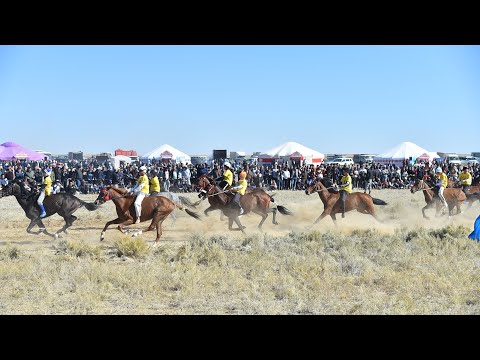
[39, 205, 46, 218]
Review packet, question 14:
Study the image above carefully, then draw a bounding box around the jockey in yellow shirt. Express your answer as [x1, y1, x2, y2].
[230, 170, 248, 215]
[37, 168, 52, 218]
[149, 169, 161, 196]
[131, 165, 149, 224]
[217, 161, 234, 190]
[459, 166, 472, 195]
[434, 167, 449, 212]
[336, 167, 352, 218]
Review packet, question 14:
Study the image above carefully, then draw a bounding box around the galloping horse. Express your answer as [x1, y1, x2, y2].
[94, 186, 201, 245]
[195, 174, 292, 234]
[2, 180, 98, 238]
[410, 179, 467, 219]
[305, 178, 387, 224]
[446, 179, 480, 209]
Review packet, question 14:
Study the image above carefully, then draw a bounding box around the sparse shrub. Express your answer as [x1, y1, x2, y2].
[54, 240, 101, 258]
[0, 246, 21, 260]
[113, 236, 150, 259]
[429, 225, 470, 240]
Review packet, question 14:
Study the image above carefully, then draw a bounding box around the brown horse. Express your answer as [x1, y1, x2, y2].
[305, 178, 387, 224]
[94, 186, 201, 245]
[195, 174, 292, 234]
[410, 179, 467, 219]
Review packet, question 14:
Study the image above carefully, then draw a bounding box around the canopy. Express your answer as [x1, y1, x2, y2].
[111, 155, 132, 170]
[374, 141, 429, 166]
[142, 144, 191, 164]
[416, 152, 440, 162]
[258, 141, 324, 165]
[0, 142, 45, 161]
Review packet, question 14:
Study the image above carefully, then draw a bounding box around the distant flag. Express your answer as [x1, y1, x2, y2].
[468, 214, 480, 241]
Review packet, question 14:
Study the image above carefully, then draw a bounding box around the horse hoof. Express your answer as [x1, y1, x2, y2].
[273, 222, 279, 225]
[54, 233, 59, 239]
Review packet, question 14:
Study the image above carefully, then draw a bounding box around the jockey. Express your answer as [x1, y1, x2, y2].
[149, 169, 161, 196]
[217, 162, 234, 190]
[434, 167, 448, 212]
[130, 165, 149, 224]
[230, 170, 248, 215]
[37, 168, 52, 218]
[336, 167, 352, 218]
[459, 166, 472, 195]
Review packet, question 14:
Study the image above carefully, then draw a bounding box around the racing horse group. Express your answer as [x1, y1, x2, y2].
[1, 172, 479, 244]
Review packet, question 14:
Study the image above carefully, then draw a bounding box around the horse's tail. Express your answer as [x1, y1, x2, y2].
[178, 195, 198, 209]
[174, 202, 202, 221]
[466, 192, 480, 202]
[372, 198, 388, 206]
[276, 205, 293, 216]
[81, 201, 98, 211]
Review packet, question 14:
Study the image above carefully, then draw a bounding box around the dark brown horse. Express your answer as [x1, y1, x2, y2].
[410, 179, 467, 219]
[195, 174, 292, 234]
[94, 186, 201, 245]
[305, 178, 387, 224]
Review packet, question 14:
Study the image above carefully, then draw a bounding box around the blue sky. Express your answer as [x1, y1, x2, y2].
[0, 45, 478, 156]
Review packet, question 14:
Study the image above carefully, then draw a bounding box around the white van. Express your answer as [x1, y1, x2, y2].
[327, 157, 354, 166]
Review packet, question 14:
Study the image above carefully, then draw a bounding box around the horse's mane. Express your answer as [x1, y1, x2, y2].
[110, 186, 129, 195]
[319, 178, 337, 194]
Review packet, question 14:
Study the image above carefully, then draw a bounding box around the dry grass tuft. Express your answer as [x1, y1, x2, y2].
[112, 236, 151, 259]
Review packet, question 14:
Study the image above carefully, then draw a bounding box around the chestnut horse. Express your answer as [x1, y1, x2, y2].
[410, 179, 467, 219]
[195, 174, 292, 234]
[94, 186, 201, 245]
[446, 179, 480, 209]
[305, 178, 387, 224]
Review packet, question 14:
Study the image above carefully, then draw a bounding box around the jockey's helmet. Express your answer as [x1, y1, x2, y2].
[139, 166, 147, 172]
[435, 167, 442, 173]
[224, 162, 232, 169]
[239, 171, 247, 179]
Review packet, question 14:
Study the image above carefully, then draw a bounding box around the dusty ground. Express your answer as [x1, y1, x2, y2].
[0, 188, 477, 248]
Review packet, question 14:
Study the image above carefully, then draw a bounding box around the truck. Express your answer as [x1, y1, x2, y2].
[437, 152, 462, 166]
[353, 154, 376, 164]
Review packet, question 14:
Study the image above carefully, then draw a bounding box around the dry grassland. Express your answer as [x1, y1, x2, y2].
[0, 188, 479, 314]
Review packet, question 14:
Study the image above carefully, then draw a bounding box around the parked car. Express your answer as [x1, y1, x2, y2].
[326, 157, 354, 166]
[460, 156, 479, 166]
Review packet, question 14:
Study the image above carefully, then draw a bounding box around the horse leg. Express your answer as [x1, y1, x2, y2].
[252, 209, 268, 231]
[100, 218, 124, 241]
[456, 201, 462, 215]
[330, 213, 338, 226]
[233, 216, 247, 235]
[422, 203, 432, 220]
[204, 206, 215, 217]
[270, 207, 278, 225]
[145, 212, 170, 244]
[314, 210, 330, 224]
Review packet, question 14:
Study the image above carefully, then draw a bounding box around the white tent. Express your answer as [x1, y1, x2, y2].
[111, 155, 132, 170]
[374, 141, 430, 166]
[258, 141, 325, 165]
[142, 144, 191, 164]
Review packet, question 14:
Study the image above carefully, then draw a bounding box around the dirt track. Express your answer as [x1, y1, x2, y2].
[1, 188, 478, 249]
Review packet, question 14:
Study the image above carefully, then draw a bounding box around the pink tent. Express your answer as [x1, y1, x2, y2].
[0, 142, 45, 161]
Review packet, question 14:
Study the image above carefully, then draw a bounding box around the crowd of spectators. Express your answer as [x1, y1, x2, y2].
[1, 157, 479, 195]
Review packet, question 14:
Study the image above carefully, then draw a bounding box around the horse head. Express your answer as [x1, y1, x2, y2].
[94, 186, 111, 206]
[305, 178, 326, 195]
[410, 179, 423, 193]
[196, 174, 212, 191]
